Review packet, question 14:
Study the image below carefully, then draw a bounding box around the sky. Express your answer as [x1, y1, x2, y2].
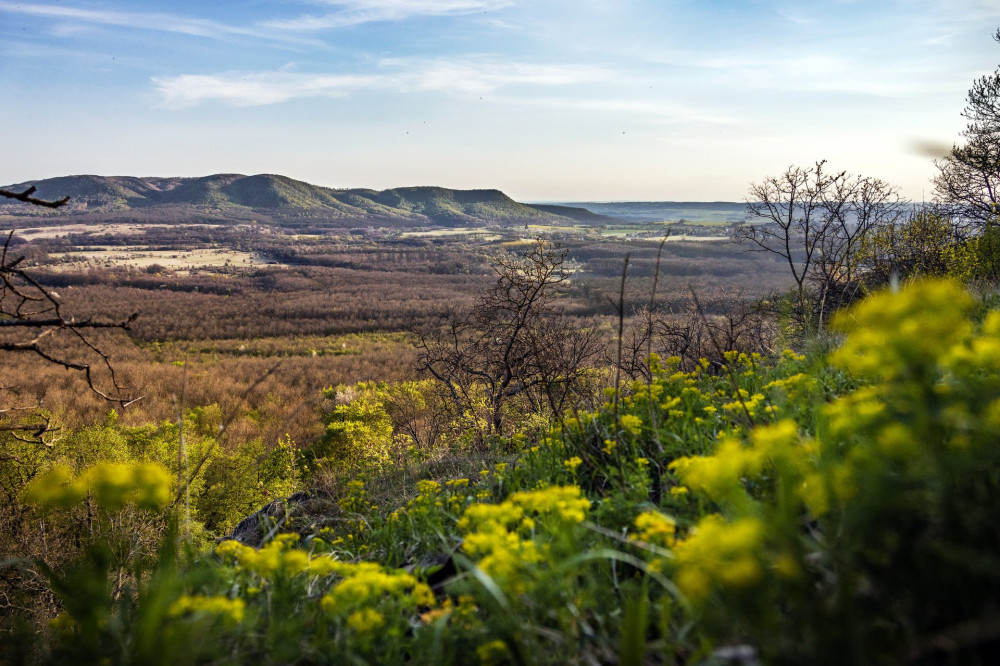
[2, 1, 1000, 202]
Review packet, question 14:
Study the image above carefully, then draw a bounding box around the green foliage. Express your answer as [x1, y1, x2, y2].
[972, 222, 1000, 281]
[306, 379, 450, 478]
[665, 280, 1000, 663]
[196, 436, 300, 534]
[858, 208, 976, 286]
[308, 383, 397, 475]
[0, 403, 303, 649]
[7, 280, 1000, 664]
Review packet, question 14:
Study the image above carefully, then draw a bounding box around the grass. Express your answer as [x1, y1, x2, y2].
[49, 247, 278, 272]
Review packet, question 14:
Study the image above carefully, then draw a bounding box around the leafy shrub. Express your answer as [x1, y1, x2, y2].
[7, 279, 1000, 665]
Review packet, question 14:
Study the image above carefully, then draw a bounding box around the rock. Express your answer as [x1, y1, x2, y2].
[223, 491, 314, 547]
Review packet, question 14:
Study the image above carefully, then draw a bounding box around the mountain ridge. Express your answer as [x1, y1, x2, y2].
[0, 173, 619, 227]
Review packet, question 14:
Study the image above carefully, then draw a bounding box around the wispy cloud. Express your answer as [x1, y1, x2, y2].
[705, 53, 964, 97]
[640, 46, 962, 98]
[389, 59, 609, 93]
[263, 0, 513, 31]
[522, 97, 741, 126]
[153, 59, 609, 108]
[0, 2, 316, 46]
[153, 71, 381, 107]
[920, 0, 1000, 22]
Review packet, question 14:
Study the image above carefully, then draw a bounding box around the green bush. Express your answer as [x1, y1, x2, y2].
[6, 280, 1000, 664]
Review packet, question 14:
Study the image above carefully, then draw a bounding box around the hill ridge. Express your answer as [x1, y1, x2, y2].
[0, 173, 616, 227]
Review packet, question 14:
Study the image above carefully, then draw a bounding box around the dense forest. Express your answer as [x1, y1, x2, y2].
[4, 30, 1000, 666]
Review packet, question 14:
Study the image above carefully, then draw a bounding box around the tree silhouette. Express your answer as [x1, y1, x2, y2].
[933, 29, 1000, 227]
[1, 187, 137, 443]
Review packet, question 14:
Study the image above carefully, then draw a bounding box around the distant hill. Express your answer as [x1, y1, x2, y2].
[528, 204, 621, 225]
[549, 201, 746, 224]
[0, 174, 598, 228]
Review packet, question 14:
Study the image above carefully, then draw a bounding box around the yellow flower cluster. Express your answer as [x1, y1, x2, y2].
[416, 479, 441, 495]
[632, 511, 676, 547]
[620, 414, 643, 436]
[339, 480, 369, 512]
[764, 372, 819, 402]
[670, 420, 809, 505]
[322, 562, 434, 611]
[477, 639, 510, 665]
[661, 280, 1000, 609]
[458, 485, 591, 589]
[509, 485, 591, 524]
[346, 608, 385, 634]
[167, 595, 245, 626]
[216, 534, 314, 579]
[24, 461, 172, 511]
[216, 536, 436, 630]
[672, 515, 765, 602]
[830, 279, 973, 380]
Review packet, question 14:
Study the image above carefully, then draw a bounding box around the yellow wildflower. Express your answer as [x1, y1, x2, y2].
[167, 595, 245, 626]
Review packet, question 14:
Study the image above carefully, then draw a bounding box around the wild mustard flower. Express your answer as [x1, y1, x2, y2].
[633, 511, 676, 547]
[340, 480, 368, 512]
[457, 486, 590, 593]
[620, 414, 643, 436]
[459, 501, 525, 533]
[215, 534, 313, 579]
[660, 396, 681, 411]
[831, 279, 973, 380]
[672, 515, 765, 602]
[510, 486, 591, 524]
[416, 479, 441, 495]
[420, 598, 452, 624]
[563, 456, 583, 473]
[764, 373, 818, 402]
[670, 437, 757, 503]
[346, 608, 385, 633]
[324, 564, 434, 610]
[168, 595, 245, 626]
[477, 639, 510, 665]
[24, 461, 172, 511]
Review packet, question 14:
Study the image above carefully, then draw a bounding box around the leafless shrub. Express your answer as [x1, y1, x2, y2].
[1, 189, 137, 443]
[417, 239, 602, 443]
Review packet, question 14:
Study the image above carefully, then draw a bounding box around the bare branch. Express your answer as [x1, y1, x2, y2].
[416, 238, 600, 441]
[0, 186, 70, 209]
[1, 190, 140, 441]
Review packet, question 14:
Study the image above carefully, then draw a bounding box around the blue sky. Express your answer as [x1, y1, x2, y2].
[2, 0, 999, 201]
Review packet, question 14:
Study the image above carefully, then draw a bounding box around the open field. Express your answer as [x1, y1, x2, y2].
[1, 202, 793, 446]
[10, 222, 221, 240]
[49, 247, 277, 272]
[398, 227, 501, 239]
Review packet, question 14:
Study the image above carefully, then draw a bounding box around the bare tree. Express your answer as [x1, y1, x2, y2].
[735, 161, 902, 331]
[416, 239, 601, 441]
[811, 174, 905, 323]
[1, 187, 137, 443]
[618, 290, 776, 379]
